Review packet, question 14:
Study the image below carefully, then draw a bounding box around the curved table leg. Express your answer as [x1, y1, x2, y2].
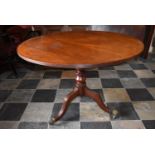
[49, 69, 118, 125]
[84, 87, 119, 118]
[49, 88, 79, 124]
[85, 87, 119, 119]
[84, 87, 110, 113]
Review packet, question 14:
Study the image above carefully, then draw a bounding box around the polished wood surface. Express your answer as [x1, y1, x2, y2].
[17, 31, 144, 69]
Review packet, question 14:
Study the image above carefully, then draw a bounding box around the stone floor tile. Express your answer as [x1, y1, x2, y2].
[25, 71, 44, 79]
[61, 70, 75, 79]
[145, 63, 155, 70]
[0, 79, 21, 89]
[133, 101, 155, 120]
[101, 79, 123, 88]
[117, 70, 137, 78]
[0, 103, 27, 121]
[1, 54, 155, 129]
[43, 71, 62, 79]
[59, 79, 75, 89]
[6, 89, 35, 102]
[55, 89, 80, 102]
[99, 70, 119, 78]
[18, 122, 48, 129]
[114, 63, 132, 70]
[98, 66, 114, 70]
[104, 88, 130, 102]
[142, 120, 155, 129]
[52, 103, 79, 121]
[0, 121, 19, 129]
[0, 90, 12, 102]
[17, 79, 40, 89]
[129, 63, 148, 70]
[111, 120, 145, 129]
[85, 71, 99, 78]
[80, 102, 110, 122]
[0, 71, 11, 79]
[141, 78, 155, 87]
[120, 78, 145, 88]
[107, 102, 139, 120]
[37, 79, 60, 89]
[80, 121, 112, 129]
[147, 88, 155, 99]
[31, 89, 56, 102]
[86, 78, 102, 89]
[49, 121, 80, 129]
[81, 89, 104, 102]
[133, 101, 155, 111]
[134, 70, 155, 78]
[7, 71, 27, 79]
[21, 103, 53, 122]
[127, 89, 154, 101]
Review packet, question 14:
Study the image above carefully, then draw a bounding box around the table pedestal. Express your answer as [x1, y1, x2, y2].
[50, 69, 117, 124]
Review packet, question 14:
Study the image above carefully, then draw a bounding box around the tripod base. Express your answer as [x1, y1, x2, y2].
[49, 69, 118, 124]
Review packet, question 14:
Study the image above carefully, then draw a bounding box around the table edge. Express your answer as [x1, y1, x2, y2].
[17, 50, 144, 69]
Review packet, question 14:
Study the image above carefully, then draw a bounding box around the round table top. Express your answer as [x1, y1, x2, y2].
[17, 31, 144, 69]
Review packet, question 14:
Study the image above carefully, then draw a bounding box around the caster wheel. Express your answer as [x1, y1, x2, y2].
[49, 117, 56, 125]
[110, 109, 119, 119]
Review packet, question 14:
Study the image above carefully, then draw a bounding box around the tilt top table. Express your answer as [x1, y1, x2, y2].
[17, 31, 144, 124]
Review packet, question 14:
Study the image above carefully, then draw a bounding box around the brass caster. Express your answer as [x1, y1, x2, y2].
[49, 117, 56, 125]
[110, 109, 119, 119]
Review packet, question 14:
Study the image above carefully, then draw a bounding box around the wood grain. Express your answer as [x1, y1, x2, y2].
[17, 31, 144, 69]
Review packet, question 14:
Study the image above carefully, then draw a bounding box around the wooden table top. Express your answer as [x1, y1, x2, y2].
[17, 31, 144, 69]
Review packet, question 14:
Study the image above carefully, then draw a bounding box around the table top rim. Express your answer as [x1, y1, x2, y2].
[18, 51, 143, 69]
[17, 31, 144, 69]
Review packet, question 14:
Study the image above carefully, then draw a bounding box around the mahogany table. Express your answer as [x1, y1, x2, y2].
[17, 31, 144, 124]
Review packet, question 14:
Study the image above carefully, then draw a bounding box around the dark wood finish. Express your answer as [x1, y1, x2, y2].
[142, 25, 155, 58]
[0, 30, 17, 76]
[17, 31, 144, 123]
[17, 31, 144, 69]
[50, 69, 109, 124]
[35, 25, 153, 58]
[0, 25, 41, 76]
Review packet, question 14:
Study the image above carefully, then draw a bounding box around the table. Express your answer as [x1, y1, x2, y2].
[17, 31, 144, 124]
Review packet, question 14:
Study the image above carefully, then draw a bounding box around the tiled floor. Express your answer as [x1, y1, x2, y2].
[0, 54, 155, 129]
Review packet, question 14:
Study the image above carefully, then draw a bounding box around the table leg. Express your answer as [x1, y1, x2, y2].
[50, 69, 118, 124]
[84, 87, 109, 113]
[49, 88, 79, 124]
